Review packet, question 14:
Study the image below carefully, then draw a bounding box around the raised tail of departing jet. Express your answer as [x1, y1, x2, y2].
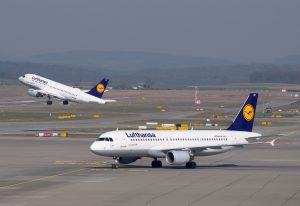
[86, 78, 109, 98]
[227, 93, 258, 132]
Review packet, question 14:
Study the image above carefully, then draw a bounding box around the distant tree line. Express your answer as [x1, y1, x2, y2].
[1, 60, 300, 87]
[249, 69, 300, 84]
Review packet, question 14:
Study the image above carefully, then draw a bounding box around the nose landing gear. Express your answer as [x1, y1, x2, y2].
[112, 157, 119, 169]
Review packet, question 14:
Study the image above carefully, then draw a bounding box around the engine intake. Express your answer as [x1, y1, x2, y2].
[166, 150, 191, 165]
[27, 88, 43, 97]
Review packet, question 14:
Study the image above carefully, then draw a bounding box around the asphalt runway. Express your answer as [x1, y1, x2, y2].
[0, 89, 300, 205]
[0, 135, 300, 206]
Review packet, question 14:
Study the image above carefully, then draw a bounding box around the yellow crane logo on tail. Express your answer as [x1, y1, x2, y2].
[243, 104, 254, 121]
[96, 83, 105, 93]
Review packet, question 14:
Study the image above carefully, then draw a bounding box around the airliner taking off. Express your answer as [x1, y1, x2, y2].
[90, 93, 274, 169]
[19, 74, 115, 105]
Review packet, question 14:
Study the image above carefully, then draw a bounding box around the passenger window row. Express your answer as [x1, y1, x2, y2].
[96, 137, 114, 142]
[130, 138, 227, 142]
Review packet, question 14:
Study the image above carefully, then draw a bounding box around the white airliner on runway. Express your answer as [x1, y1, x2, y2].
[90, 93, 275, 169]
[19, 74, 115, 105]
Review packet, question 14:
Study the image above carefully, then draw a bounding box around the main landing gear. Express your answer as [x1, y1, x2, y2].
[151, 158, 162, 168]
[46, 100, 52, 105]
[112, 157, 119, 169]
[46, 95, 52, 105]
[185, 161, 197, 169]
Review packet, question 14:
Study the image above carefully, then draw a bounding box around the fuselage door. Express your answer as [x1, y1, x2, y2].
[227, 133, 237, 145]
[109, 138, 114, 149]
[103, 138, 111, 150]
[121, 136, 127, 148]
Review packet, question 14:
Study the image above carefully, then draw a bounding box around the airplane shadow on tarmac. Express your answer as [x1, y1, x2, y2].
[87, 164, 238, 170]
[87, 164, 300, 171]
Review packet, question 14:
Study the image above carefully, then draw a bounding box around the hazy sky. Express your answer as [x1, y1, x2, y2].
[0, 0, 300, 62]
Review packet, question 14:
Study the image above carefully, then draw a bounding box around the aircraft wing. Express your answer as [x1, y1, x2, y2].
[151, 134, 285, 154]
[151, 144, 244, 154]
[37, 89, 66, 100]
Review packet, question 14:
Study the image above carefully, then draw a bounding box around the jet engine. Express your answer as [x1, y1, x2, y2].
[27, 88, 43, 97]
[118, 157, 140, 164]
[166, 150, 191, 165]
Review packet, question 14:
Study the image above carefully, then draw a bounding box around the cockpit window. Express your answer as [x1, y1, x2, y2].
[96, 137, 113, 142]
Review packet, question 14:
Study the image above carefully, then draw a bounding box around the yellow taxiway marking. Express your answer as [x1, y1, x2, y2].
[0, 161, 146, 189]
[0, 168, 85, 189]
[54, 160, 109, 165]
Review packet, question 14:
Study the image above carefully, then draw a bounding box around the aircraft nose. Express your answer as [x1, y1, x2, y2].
[18, 75, 26, 83]
[90, 142, 98, 153]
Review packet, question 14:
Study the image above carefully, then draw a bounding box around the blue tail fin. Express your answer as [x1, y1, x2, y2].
[227, 93, 258, 132]
[86, 78, 109, 98]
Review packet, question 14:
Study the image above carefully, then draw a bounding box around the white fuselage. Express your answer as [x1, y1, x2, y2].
[19, 74, 105, 104]
[90, 130, 261, 158]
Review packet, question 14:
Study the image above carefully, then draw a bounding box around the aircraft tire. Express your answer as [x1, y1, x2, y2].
[186, 162, 196, 169]
[112, 164, 119, 169]
[151, 160, 162, 168]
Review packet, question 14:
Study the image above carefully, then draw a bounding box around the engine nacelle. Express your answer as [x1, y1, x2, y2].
[166, 150, 191, 165]
[27, 88, 43, 97]
[118, 157, 140, 164]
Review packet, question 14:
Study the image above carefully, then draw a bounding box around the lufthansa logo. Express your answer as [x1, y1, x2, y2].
[243, 104, 254, 121]
[96, 84, 105, 93]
